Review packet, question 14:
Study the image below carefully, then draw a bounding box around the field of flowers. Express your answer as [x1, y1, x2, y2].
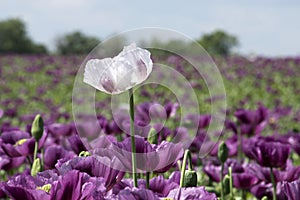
[0, 53, 300, 199]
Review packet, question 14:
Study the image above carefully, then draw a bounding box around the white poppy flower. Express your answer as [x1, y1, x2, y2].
[84, 43, 153, 94]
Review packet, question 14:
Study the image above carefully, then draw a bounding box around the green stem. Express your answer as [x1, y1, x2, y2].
[238, 130, 242, 162]
[41, 148, 44, 171]
[270, 167, 277, 200]
[27, 156, 32, 166]
[220, 162, 224, 200]
[229, 167, 234, 200]
[33, 141, 38, 162]
[242, 189, 246, 200]
[180, 149, 193, 187]
[129, 89, 138, 188]
[177, 160, 182, 171]
[146, 172, 150, 189]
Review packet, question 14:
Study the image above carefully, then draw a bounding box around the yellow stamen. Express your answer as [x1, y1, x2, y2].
[36, 184, 51, 193]
[14, 138, 28, 146]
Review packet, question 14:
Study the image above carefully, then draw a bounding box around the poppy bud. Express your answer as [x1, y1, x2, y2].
[147, 128, 158, 144]
[223, 174, 230, 195]
[183, 170, 198, 187]
[31, 114, 44, 141]
[218, 141, 228, 163]
[31, 158, 41, 176]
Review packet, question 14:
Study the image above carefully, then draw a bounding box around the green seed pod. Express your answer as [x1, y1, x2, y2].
[31, 114, 44, 141]
[223, 174, 230, 195]
[31, 158, 41, 176]
[218, 141, 228, 163]
[147, 128, 158, 144]
[183, 170, 198, 187]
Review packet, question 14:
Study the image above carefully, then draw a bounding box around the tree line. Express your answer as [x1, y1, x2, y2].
[0, 18, 238, 56]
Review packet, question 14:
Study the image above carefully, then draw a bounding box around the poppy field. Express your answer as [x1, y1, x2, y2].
[0, 52, 300, 200]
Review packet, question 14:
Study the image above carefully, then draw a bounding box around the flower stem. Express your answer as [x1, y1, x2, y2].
[41, 148, 44, 171]
[33, 141, 38, 162]
[229, 167, 234, 200]
[129, 89, 138, 187]
[270, 167, 277, 200]
[180, 149, 192, 187]
[146, 172, 150, 189]
[220, 162, 224, 200]
[238, 130, 242, 162]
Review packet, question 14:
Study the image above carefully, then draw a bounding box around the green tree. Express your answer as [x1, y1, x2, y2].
[0, 18, 48, 54]
[55, 31, 100, 55]
[198, 30, 238, 56]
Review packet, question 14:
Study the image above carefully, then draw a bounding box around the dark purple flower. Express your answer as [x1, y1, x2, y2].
[57, 153, 124, 190]
[250, 182, 285, 200]
[209, 135, 238, 157]
[47, 123, 73, 137]
[44, 145, 75, 169]
[280, 132, 300, 155]
[153, 141, 183, 173]
[248, 160, 300, 183]
[113, 136, 158, 172]
[2, 173, 50, 200]
[0, 145, 25, 170]
[67, 134, 88, 154]
[148, 175, 178, 197]
[234, 105, 268, 136]
[203, 158, 258, 189]
[167, 187, 217, 200]
[50, 170, 106, 200]
[282, 179, 300, 200]
[117, 187, 159, 200]
[243, 136, 290, 168]
[0, 130, 33, 157]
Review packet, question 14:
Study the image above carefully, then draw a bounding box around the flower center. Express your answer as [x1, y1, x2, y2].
[37, 184, 51, 193]
[14, 138, 28, 146]
[79, 151, 91, 157]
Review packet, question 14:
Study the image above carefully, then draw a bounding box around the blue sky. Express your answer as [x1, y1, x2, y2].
[1, 0, 299, 56]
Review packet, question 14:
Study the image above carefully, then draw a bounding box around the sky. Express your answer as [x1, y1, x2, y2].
[1, 0, 299, 56]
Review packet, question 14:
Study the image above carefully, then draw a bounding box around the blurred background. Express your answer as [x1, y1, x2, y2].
[0, 0, 300, 133]
[0, 0, 299, 56]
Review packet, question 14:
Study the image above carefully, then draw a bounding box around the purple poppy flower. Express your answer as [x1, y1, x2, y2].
[167, 187, 217, 200]
[250, 182, 285, 200]
[148, 174, 179, 197]
[248, 160, 300, 183]
[1, 129, 48, 157]
[2, 173, 50, 200]
[111, 178, 147, 195]
[153, 141, 183, 173]
[203, 158, 258, 189]
[117, 187, 159, 200]
[168, 171, 181, 185]
[209, 135, 238, 157]
[282, 179, 300, 200]
[50, 170, 106, 200]
[43, 145, 75, 169]
[67, 134, 88, 154]
[0, 145, 25, 170]
[47, 123, 73, 137]
[234, 105, 268, 136]
[243, 136, 290, 168]
[280, 132, 300, 155]
[184, 114, 211, 130]
[164, 102, 179, 118]
[57, 153, 124, 190]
